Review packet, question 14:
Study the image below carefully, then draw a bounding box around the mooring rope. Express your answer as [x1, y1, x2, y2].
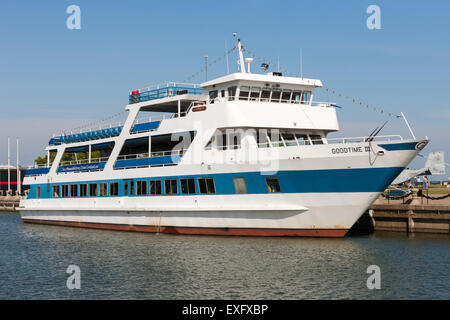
[417, 189, 450, 200]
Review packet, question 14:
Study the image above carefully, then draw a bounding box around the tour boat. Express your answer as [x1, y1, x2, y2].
[19, 39, 428, 237]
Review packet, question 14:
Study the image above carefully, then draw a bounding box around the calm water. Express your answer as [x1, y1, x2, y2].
[0, 213, 448, 300]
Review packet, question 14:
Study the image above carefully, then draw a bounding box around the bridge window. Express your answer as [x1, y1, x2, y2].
[70, 184, 78, 197]
[180, 178, 196, 194]
[61, 185, 69, 198]
[198, 178, 216, 194]
[281, 89, 292, 103]
[266, 177, 281, 193]
[295, 134, 310, 145]
[250, 87, 261, 100]
[80, 184, 88, 197]
[89, 183, 98, 197]
[136, 180, 147, 195]
[110, 182, 119, 196]
[149, 180, 162, 195]
[281, 133, 298, 146]
[228, 86, 237, 100]
[310, 135, 324, 145]
[239, 86, 250, 100]
[209, 90, 218, 104]
[302, 91, 311, 104]
[165, 179, 178, 195]
[270, 88, 281, 102]
[292, 91, 301, 102]
[53, 185, 60, 198]
[261, 88, 271, 101]
[233, 177, 248, 194]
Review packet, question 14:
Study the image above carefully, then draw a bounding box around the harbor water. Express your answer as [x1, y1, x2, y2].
[0, 213, 448, 300]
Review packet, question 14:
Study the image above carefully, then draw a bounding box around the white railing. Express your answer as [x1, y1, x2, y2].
[325, 135, 403, 144]
[116, 149, 186, 161]
[59, 156, 110, 167]
[205, 135, 403, 151]
[53, 121, 125, 138]
[133, 112, 189, 126]
[29, 163, 52, 169]
[131, 82, 201, 94]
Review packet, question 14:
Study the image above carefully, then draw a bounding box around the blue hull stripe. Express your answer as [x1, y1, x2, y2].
[25, 166, 403, 199]
[378, 142, 417, 151]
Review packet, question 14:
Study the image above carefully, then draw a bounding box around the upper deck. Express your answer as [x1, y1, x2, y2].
[129, 82, 202, 104]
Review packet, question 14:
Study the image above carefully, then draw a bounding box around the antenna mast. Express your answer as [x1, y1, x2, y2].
[235, 34, 246, 73]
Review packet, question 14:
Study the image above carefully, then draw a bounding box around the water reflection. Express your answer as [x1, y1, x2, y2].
[0, 213, 448, 299]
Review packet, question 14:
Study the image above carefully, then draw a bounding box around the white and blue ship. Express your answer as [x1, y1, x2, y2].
[19, 39, 428, 237]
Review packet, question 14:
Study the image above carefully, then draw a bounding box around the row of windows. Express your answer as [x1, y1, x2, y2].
[209, 86, 312, 104]
[36, 177, 282, 198]
[49, 177, 218, 198]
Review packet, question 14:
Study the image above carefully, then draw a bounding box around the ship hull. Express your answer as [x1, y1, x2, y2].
[19, 139, 427, 237]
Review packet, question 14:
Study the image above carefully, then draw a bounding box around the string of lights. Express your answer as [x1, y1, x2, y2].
[242, 47, 399, 118]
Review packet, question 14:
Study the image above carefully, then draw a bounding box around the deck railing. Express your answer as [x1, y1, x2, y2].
[116, 149, 186, 161]
[129, 82, 203, 104]
[205, 135, 404, 151]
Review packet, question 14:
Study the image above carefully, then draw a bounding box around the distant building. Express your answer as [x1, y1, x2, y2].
[0, 165, 27, 194]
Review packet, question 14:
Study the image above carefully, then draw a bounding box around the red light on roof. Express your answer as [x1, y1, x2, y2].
[131, 90, 139, 95]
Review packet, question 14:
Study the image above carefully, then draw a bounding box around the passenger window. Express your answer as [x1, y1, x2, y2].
[250, 87, 261, 100]
[270, 88, 281, 102]
[53, 185, 60, 198]
[136, 180, 147, 195]
[281, 89, 292, 103]
[61, 185, 69, 198]
[109, 182, 119, 196]
[124, 179, 134, 196]
[80, 184, 88, 197]
[149, 180, 162, 195]
[70, 184, 78, 197]
[239, 86, 250, 100]
[266, 177, 281, 193]
[89, 183, 98, 197]
[198, 178, 216, 194]
[99, 183, 108, 197]
[165, 179, 178, 195]
[233, 177, 248, 194]
[180, 178, 196, 194]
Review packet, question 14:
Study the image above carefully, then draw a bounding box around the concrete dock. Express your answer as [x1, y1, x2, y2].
[351, 192, 450, 235]
[0, 195, 20, 212]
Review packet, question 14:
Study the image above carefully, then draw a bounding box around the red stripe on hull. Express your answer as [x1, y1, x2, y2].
[21, 219, 348, 238]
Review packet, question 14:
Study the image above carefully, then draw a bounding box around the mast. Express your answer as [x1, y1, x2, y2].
[16, 138, 21, 195]
[237, 38, 246, 73]
[7, 137, 10, 194]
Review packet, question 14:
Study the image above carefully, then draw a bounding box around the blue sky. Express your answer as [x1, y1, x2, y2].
[0, 0, 449, 178]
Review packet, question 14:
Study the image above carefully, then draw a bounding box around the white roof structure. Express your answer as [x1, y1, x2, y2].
[201, 72, 323, 88]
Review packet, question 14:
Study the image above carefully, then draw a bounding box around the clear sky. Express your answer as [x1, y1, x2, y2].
[0, 0, 449, 179]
